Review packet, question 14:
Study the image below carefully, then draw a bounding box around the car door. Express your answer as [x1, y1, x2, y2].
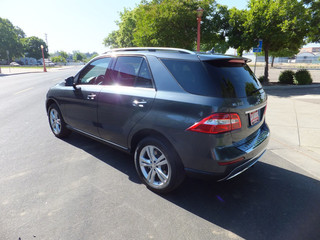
[97, 56, 156, 147]
[61, 57, 111, 136]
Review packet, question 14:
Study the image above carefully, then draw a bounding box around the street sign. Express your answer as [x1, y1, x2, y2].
[258, 39, 263, 48]
[253, 48, 262, 53]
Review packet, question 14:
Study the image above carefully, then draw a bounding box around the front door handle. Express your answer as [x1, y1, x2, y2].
[87, 93, 96, 100]
[132, 99, 147, 107]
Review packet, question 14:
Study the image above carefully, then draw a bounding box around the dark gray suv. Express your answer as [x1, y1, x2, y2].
[46, 47, 269, 193]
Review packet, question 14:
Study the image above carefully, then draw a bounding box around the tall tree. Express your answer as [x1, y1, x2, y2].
[133, 0, 215, 50]
[104, 0, 217, 51]
[103, 8, 137, 48]
[73, 51, 86, 62]
[0, 18, 24, 62]
[304, 0, 320, 43]
[22, 36, 48, 59]
[226, 8, 254, 56]
[245, 0, 308, 82]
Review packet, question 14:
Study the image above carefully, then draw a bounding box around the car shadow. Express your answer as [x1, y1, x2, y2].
[265, 86, 320, 98]
[62, 132, 141, 184]
[63, 132, 320, 240]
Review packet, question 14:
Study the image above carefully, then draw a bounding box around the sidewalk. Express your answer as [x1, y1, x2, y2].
[266, 89, 320, 180]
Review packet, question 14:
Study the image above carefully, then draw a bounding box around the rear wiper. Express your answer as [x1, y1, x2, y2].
[250, 88, 262, 95]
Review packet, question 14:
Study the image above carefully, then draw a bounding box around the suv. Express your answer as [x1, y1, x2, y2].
[46, 47, 269, 193]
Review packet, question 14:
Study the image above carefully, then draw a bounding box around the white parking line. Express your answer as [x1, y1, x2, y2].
[14, 87, 34, 95]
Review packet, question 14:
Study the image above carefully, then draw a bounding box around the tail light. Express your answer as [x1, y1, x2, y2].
[187, 113, 241, 134]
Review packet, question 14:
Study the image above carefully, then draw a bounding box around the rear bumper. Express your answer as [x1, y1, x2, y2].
[217, 150, 266, 181]
[184, 123, 270, 180]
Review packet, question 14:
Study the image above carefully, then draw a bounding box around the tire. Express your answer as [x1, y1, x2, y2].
[134, 137, 185, 194]
[48, 103, 71, 138]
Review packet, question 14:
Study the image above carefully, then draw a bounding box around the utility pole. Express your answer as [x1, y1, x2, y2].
[45, 33, 48, 53]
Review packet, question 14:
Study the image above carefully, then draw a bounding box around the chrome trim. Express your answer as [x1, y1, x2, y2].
[236, 129, 270, 153]
[68, 126, 128, 150]
[218, 150, 266, 182]
[245, 103, 267, 114]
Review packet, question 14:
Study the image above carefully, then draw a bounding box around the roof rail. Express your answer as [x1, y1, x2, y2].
[104, 47, 195, 55]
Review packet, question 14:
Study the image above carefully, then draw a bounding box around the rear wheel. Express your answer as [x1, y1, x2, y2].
[48, 103, 71, 138]
[134, 137, 185, 193]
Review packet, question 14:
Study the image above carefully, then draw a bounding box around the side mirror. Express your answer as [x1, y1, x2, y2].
[65, 76, 74, 86]
[65, 76, 80, 90]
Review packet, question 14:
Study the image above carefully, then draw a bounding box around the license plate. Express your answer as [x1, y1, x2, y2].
[249, 110, 260, 125]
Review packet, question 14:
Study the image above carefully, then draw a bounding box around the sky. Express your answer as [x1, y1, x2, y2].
[0, 0, 317, 55]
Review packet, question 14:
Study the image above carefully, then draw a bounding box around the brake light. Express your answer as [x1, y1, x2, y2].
[228, 59, 245, 64]
[187, 113, 241, 134]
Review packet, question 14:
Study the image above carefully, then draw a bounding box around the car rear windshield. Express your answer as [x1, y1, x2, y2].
[161, 59, 262, 98]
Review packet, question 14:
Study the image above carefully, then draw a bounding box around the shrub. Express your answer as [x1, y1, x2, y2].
[294, 69, 313, 85]
[258, 76, 264, 83]
[278, 70, 295, 84]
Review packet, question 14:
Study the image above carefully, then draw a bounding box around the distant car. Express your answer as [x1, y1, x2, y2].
[46, 61, 55, 67]
[10, 62, 20, 66]
[46, 47, 270, 193]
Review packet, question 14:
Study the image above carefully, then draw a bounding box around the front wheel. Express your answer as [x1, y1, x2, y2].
[134, 137, 185, 193]
[48, 103, 71, 138]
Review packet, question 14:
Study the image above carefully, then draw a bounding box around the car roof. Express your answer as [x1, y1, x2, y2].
[99, 47, 250, 62]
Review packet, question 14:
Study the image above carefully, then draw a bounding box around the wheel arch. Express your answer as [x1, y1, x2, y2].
[130, 129, 175, 155]
[46, 98, 59, 113]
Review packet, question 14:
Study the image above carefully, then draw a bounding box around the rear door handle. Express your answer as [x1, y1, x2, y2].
[87, 93, 96, 100]
[132, 99, 147, 107]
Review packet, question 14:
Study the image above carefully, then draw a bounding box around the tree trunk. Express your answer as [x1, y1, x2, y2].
[271, 56, 275, 68]
[237, 47, 243, 57]
[264, 48, 269, 83]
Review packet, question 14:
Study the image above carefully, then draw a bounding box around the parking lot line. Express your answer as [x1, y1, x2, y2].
[14, 87, 34, 95]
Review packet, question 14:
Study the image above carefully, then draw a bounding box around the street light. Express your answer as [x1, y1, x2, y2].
[41, 45, 47, 72]
[196, 7, 204, 52]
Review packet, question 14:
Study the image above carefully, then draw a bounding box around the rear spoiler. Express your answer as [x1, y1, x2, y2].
[198, 54, 252, 63]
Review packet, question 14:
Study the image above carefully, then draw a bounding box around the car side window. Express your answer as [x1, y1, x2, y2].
[112, 56, 143, 87]
[135, 59, 153, 88]
[78, 58, 111, 85]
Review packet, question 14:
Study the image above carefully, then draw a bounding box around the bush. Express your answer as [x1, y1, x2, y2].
[258, 76, 264, 83]
[258, 76, 269, 83]
[278, 70, 295, 84]
[294, 69, 313, 85]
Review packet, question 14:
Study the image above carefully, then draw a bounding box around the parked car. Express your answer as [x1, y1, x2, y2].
[46, 47, 269, 193]
[10, 62, 20, 66]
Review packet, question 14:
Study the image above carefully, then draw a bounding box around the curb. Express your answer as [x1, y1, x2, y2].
[263, 83, 320, 90]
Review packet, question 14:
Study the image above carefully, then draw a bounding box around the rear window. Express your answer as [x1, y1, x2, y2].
[161, 59, 262, 98]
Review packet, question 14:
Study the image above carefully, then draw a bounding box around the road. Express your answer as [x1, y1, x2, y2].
[1, 68, 319, 240]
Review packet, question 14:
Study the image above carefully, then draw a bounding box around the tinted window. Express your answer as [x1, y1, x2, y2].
[161, 59, 262, 98]
[112, 56, 143, 87]
[135, 59, 153, 88]
[78, 58, 111, 85]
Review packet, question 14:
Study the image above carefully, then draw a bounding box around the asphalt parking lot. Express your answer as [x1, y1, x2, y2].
[1, 67, 319, 240]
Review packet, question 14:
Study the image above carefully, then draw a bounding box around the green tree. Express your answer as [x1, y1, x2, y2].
[104, 0, 217, 51]
[58, 51, 68, 60]
[201, 4, 231, 53]
[73, 51, 86, 62]
[103, 8, 137, 48]
[51, 55, 67, 64]
[14, 26, 26, 39]
[226, 8, 255, 56]
[22, 36, 49, 59]
[245, 0, 308, 82]
[133, 0, 215, 50]
[0, 18, 24, 62]
[304, 0, 320, 43]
